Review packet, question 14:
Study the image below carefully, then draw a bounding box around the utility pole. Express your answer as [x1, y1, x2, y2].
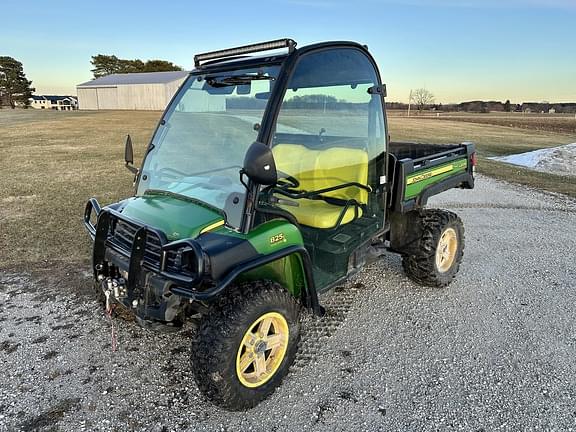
[407, 89, 412, 117]
[0, 71, 5, 108]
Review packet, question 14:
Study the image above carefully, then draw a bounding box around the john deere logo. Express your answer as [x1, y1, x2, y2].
[269, 233, 286, 245]
[407, 165, 453, 185]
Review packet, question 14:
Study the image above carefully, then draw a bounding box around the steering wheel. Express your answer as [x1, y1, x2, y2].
[276, 172, 300, 189]
[157, 167, 190, 178]
[157, 165, 243, 179]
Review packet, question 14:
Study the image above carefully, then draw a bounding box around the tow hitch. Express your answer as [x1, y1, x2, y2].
[98, 275, 128, 303]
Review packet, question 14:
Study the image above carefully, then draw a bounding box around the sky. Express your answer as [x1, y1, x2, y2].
[2, 0, 575, 103]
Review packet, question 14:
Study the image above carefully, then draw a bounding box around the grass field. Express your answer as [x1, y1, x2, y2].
[0, 109, 574, 269]
[388, 110, 576, 134]
[0, 110, 157, 268]
[438, 114, 576, 135]
[388, 116, 575, 155]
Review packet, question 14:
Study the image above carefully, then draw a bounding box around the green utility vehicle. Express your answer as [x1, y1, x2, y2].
[84, 39, 475, 410]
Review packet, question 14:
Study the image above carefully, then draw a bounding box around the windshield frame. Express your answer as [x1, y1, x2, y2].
[135, 59, 286, 231]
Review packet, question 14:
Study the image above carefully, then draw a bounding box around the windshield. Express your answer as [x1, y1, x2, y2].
[137, 65, 280, 228]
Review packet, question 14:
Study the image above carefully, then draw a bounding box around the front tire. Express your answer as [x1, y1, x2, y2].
[402, 209, 465, 287]
[191, 280, 300, 410]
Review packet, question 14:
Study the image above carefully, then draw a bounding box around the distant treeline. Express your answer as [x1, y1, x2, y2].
[90, 54, 182, 78]
[226, 94, 367, 111]
[386, 100, 576, 114]
[225, 96, 576, 114]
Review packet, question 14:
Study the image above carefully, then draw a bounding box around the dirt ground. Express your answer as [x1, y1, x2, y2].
[1, 175, 575, 431]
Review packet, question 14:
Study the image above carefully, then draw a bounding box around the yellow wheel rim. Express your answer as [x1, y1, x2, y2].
[236, 312, 289, 388]
[436, 227, 458, 273]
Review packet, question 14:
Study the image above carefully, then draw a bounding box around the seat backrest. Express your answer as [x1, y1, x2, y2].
[272, 144, 369, 204]
[272, 144, 318, 192]
[314, 147, 368, 204]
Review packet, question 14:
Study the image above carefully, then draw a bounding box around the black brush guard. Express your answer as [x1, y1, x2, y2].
[84, 199, 204, 297]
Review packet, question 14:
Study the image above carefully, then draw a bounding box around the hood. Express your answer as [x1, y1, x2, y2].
[119, 194, 224, 241]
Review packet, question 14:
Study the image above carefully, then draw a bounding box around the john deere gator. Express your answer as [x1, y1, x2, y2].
[84, 38, 476, 410]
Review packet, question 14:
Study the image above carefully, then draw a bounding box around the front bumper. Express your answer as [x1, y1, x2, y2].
[84, 198, 215, 320]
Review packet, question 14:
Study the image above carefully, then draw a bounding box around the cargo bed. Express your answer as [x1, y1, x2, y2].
[388, 142, 475, 213]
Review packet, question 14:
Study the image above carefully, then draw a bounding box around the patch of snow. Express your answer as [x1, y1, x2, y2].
[490, 143, 576, 176]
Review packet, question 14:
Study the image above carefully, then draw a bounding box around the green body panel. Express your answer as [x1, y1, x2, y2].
[120, 195, 223, 241]
[120, 193, 307, 296]
[248, 219, 304, 254]
[209, 218, 304, 253]
[404, 158, 468, 199]
[212, 219, 306, 297]
[238, 254, 306, 297]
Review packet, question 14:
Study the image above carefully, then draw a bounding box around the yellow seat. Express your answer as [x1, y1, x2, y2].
[281, 198, 361, 229]
[272, 144, 369, 229]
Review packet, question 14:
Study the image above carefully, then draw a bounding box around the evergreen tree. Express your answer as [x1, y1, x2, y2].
[90, 54, 122, 77]
[0, 56, 35, 109]
[143, 60, 182, 72]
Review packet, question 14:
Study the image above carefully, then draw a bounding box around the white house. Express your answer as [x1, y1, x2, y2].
[30, 95, 78, 110]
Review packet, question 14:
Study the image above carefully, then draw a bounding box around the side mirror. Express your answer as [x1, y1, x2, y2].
[124, 134, 134, 165]
[124, 135, 138, 174]
[242, 141, 277, 186]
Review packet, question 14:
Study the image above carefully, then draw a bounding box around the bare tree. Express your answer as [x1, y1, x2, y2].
[411, 88, 435, 111]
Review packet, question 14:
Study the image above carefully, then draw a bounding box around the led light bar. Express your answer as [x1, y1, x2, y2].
[194, 38, 297, 67]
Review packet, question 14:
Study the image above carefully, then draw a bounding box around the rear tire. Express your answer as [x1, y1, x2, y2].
[191, 280, 300, 410]
[402, 209, 465, 287]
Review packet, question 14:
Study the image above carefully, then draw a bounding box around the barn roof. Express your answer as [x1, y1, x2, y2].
[77, 71, 189, 87]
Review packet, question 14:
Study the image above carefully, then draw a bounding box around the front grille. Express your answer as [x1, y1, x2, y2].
[112, 219, 163, 266]
[109, 217, 187, 274]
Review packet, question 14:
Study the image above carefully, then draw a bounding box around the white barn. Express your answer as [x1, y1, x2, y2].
[76, 71, 189, 110]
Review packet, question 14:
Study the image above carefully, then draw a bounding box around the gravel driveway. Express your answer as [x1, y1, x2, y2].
[1, 175, 575, 431]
